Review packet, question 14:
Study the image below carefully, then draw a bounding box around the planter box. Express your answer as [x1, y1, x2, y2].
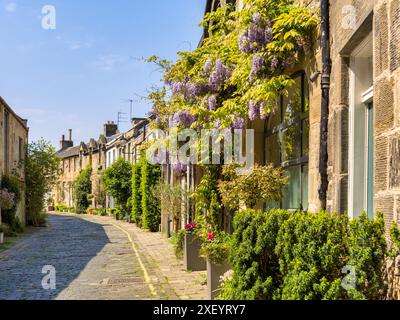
[184, 233, 206, 271]
[207, 259, 231, 300]
[0, 232, 4, 245]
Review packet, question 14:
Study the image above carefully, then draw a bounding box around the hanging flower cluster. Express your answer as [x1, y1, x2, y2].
[147, 0, 318, 131]
[0, 188, 15, 210]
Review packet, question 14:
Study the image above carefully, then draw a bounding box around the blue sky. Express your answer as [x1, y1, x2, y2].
[0, 0, 206, 148]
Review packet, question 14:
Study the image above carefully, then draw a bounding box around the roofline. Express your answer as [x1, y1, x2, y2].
[0, 96, 29, 131]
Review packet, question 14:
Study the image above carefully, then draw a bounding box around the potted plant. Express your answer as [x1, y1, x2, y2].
[183, 223, 206, 271]
[200, 232, 232, 300]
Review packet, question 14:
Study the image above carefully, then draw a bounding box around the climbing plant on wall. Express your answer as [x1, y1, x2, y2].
[141, 157, 161, 232]
[131, 161, 142, 224]
[147, 0, 318, 131]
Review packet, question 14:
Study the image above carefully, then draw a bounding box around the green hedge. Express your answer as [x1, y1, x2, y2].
[131, 162, 142, 224]
[220, 209, 399, 300]
[75, 167, 92, 213]
[141, 159, 161, 232]
[0, 175, 23, 233]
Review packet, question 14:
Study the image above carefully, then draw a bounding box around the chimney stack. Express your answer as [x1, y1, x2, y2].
[104, 121, 118, 137]
[60, 132, 73, 150]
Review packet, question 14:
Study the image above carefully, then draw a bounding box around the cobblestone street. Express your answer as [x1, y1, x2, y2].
[0, 213, 206, 300]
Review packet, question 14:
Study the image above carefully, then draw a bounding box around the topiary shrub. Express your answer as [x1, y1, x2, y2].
[141, 158, 161, 232]
[131, 162, 142, 224]
[220, 209, 400, 300]
[74, 166, 92, 213]
[102, 158, 132, 218]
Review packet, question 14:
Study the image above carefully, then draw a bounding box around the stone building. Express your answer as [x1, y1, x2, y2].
[0, 97, 29, 225]
[53, 122, 118, 210]
[104, 118, 149, 211]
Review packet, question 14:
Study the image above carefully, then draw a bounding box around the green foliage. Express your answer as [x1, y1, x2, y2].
[103, 158, 132, 216]
[195, 165, 221, 230]
[200, 231, 231, 265]
[147, 0, 318, 129]
[96, 207, 106, 216]
[218, 164, 287, 209]
[141, 158, 161, 232]
[170, 229, 186, 259]
[153, 181, 187, 229]
[220, 209, 398, 300]
[131, 162, 142, 224]
[74, 166, 92, 213]
[24, 139, 60, 226]
[0, 174, 23, 232]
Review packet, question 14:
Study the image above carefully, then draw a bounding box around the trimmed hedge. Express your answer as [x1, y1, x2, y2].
[141, 159, 161, 232]
[131, 162, 142, 224]
[220, 209, 399, 300]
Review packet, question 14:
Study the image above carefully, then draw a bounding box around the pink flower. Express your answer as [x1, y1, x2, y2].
[207, 233, 215, 241]
[184, 223, 196, 232]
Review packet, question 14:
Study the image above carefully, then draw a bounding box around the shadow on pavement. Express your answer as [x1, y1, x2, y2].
[0, 214, 110, 300]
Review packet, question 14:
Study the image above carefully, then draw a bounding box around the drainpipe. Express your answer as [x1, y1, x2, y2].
[318, 0, 331, 211]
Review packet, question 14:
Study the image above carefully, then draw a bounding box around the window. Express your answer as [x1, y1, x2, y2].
[348, 34, 373, 218]
[265, 71, 309, 210]
[68, 158, 72, 172]
[74, 157, 79, 171]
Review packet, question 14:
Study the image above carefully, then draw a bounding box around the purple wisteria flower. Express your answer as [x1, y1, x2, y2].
[171, 110, 197, 128]
[171, 81, 184, 95]
[207, 95, 217, 111]
[203, 59, 213, 75]
[252, 12, 262, 24]
[271, 57, 279, 71]
[232, 117, 246, 129]
[250, 55, 264, 81]
[259, 102, 267, 120]
[248, 101, 259, 121]
[238, 13, 273, 54]
[173, 162, 187, 175]
[209, 59, 231, 92]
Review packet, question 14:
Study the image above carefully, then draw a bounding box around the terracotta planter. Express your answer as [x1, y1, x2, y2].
[184, 233, 206, 271]
[207, 259, 231, 300]
[0, 232, 4, 245]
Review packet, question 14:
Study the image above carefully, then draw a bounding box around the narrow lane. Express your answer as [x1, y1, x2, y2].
[0, 214, 154, 300]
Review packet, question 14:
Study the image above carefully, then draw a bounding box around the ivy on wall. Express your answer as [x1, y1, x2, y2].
[141, 158, 161, 232]
[131, 162, 142, 224]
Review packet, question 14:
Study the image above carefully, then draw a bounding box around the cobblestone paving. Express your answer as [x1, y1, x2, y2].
[85, 215, 207, 300]
[0, 214, 153, 300]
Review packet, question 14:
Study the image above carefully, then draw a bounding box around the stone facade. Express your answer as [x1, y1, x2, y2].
[0, 97, 29, 225]
[53, 122, 118, 210]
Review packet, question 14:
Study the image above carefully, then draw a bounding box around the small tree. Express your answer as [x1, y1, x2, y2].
[131, 162, 142, 224]
[24, 139, 60, 226]
[141, 158, 161, 232]
[218, 164, 288, 210]
[75, 166, 92, 213]
[153, 182, 186, 232]
[103, 158, 132, 216]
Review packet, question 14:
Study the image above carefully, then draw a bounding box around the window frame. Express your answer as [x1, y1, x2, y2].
[264, 70, 309, 211]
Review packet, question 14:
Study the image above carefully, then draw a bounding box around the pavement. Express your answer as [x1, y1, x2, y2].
[0, 213, 206, 300]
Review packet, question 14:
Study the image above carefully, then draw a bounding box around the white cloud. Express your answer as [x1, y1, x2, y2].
[5, 2, 16, 12]
[91, 54, 122, 71]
